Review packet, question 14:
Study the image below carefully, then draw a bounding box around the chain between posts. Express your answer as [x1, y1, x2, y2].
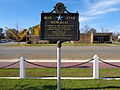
[0, 61, 19, 69]
[0, 59, 120, 68]
[25, 59, 93, 68]
[99, 59, 120, 68]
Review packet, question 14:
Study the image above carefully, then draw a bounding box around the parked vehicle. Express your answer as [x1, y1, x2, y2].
[5, 39, 16, 42]
[0, 41, 5, 43]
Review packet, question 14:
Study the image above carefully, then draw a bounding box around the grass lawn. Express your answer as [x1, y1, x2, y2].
[2, 43, 120, 47]
[0, 79, 120, 90]
[0, 68, 120, 78]
[0, 68, 120, 90]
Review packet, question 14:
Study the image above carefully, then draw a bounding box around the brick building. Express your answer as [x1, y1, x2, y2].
[27, 33, 112, 44]
[26, 35, 49, 44]
[71, 33, 112, 44]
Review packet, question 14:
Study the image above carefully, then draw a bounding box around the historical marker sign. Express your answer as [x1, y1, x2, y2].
[40, 3, 79, 41]
[40, 3, 79, 90]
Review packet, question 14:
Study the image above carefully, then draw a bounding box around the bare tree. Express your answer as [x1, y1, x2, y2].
[101, 27, 109, 33]
[81, 24, 90, 33]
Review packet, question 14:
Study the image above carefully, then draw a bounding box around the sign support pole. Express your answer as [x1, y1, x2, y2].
[40, 3, 79, 90]
[57, 41, 62, 90]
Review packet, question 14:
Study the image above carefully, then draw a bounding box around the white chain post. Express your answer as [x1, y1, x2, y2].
[20, 56, 26, 78]
[93, 55, 99, 79]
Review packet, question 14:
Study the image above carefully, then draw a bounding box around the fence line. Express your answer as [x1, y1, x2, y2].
[99, 59, 120, 68]
[20, 56, 26, 78]
[0, 55, 120, 79]
[0, 61, 19, 69]
[93, 55, 99, 79]
[25, 59, 93, 68]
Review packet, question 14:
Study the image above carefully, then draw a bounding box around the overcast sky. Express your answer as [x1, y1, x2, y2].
[0, 0, 120, 33]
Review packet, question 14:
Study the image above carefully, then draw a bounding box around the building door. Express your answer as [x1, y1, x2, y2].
[94, 36, 109, 43]
[99, 37, 104, 43]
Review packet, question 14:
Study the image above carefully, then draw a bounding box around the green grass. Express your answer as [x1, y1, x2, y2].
[2, 43, 120, 47]
[63, 43, 115, 46]
[1, 44, 56, 47]
[0, 68, 120, 78]
[0, 79, 120, 90]
[0, 68, 120, 90]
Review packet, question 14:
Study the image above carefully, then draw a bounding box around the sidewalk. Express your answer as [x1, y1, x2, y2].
[0, 59, 120, 69]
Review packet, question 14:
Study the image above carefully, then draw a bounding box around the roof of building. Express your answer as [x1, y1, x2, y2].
[94, 33, 112, 36]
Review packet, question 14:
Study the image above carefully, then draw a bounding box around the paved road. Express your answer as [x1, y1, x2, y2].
[0, 42, 26, 45]
[0, 46, 120, 60]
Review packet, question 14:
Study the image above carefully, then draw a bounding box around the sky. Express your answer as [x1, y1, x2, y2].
[0, 0, 120, 33]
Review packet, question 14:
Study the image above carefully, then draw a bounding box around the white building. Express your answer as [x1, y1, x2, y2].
[118, 35, 120, 39]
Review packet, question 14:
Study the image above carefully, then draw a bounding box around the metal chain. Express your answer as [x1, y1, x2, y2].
[1, 59, 120, 69]
[25, 59, 93, 68]
[25, 60, 55, 68]
[99, 59, 120, 68]
[62, 59, 93, 68]
[0, 61, 19, 69]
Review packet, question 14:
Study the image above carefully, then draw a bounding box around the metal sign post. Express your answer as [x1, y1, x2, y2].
[57, 41, 62, 90]
[40, 2, 79, 90]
